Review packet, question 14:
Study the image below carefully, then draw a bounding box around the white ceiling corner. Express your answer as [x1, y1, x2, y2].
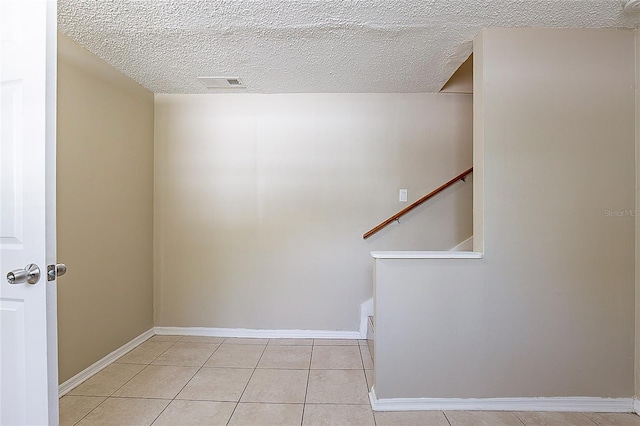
[57, 0, 639, 94]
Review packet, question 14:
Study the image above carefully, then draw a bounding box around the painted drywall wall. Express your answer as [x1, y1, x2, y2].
[154, 93, 472, 330]
[375, 28, 635, 399]
[440, 54, 473, 94]
[57, 33, 154, 383]
[635, 29, 640, 400]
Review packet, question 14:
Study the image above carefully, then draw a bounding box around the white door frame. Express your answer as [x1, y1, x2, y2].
[45, 0, 60, 423]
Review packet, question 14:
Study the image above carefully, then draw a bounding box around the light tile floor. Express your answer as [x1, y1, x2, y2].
[60, 336, 640, 426]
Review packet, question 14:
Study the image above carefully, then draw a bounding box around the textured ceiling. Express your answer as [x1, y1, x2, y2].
[58, 1, 639, 94]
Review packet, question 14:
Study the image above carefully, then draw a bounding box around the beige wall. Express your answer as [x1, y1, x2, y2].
[57, 34, 154, 383]
[375, 28, 635, 399]
[154, 93, 472, 330]
[636, 29, 640, 399]
[440, 54, 473, 94]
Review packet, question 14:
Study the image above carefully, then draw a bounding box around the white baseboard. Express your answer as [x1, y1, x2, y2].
[154, 326, 361, 339]
[634, 397, 640, 415]
[58, 328, 155, 397]
[369, 387, 634, 412]
[359, 298, 373, 339]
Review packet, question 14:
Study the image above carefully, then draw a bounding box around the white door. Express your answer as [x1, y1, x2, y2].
[0, 1, 58, 425]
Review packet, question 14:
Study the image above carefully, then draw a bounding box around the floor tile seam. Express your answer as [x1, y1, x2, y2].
[164, 337, 182, 345]
[361, 344, 374, 369]
[582, 411, 608, 426]
[97, 362, 153, 401]
[94, 395, 174, 401]
[70, 340, 362, 423]
[308, 368, 368, 371]
[68, 395, 109, 426]
[178, 336, 228, 344]
[199, 339, 227, 368]
[162, 341, 221, 350]
[220, 342, 269, 346]
[69, 395, 172, 426]
[65, 391, 116, 398]
[173, 396, 244, 403]
[312, 344, 360, 348]
[150, 341, 221, 364]
[256, 345, 312, 370]
[147, 397, 173, 426]
[222, 343, 268, 426]
[267, 344, 313, 346]
[232, 402, 306, 405]
[224, 402, 239, 426]
[114, 360, 153, 365]
[67, 337, 258, 424]
[513, 411, 600, 426]
[155, 337, 180, 351]
[303, 402, 372, 406]
[511, 411, 527, 426]
[313, 344, 359, 346]
[579, 412, 600, 426]
[209, 343, 267, 367]
[309, 367, 368, 370]
[441, 411, 453, 426]
[149, 361, 211, 368]
[314, 343, 360, 345]
[300, 337, 315, 424]
[310, 345, 364, 370]
[301, 361, 312, 426]
[228, 343, 270, 420]
[223, 339, 271, 346]
[134, 340, 177, 366]
[313, 345, 359, 347]
[263, 345, 313, 352]
[358, 344, 368, 371]
[167, 354, 212, 402]
[198, 366, 256, 371]
[255, 366, 312, 370]
[509, 411, 528, 426]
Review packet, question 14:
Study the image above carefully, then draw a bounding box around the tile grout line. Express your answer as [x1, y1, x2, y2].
[74, 395, 171, 401]
[357, 341, 377, 426]
[189, 337, 241, 424]
[70, 369, 142, 426]
[71, 396, 108, 426]
[138, 336, 226, 425]
[224, 339, 271, 425]
[65, 338, 633, 426]
[146, 336, 217, 425]
[70, 335, 182, 425]
[146, 366, 202, 424]
[581, 412, 603, 426]
[300, 339, 315, 426]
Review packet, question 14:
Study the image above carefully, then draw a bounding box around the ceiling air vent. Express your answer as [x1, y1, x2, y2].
[197, 77, 246, 89]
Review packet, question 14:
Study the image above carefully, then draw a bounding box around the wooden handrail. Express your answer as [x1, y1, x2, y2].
[363, 167, 473, 239]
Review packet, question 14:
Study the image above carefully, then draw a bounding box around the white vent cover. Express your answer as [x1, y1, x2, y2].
[197, 77, 246, 89]
[623, 0, 640, 11]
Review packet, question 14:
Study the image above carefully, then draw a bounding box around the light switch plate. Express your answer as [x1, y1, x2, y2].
[399, 189, 408, 202]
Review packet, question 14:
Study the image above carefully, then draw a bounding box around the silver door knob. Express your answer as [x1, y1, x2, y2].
[7, 264, 41, 285]
[47, 263, 67, 281]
